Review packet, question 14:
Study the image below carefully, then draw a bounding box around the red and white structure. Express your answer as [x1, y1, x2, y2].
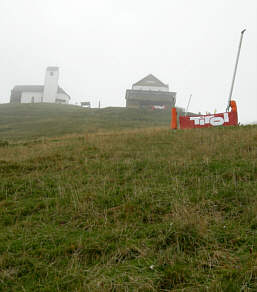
[170, 30, 245, 130]
[171, 100, 238, 130]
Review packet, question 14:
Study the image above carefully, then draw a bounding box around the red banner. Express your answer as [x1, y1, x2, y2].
[179, 111, 238, 129]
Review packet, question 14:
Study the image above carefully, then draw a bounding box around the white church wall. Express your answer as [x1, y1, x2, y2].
[13, 67, 70, 104]
[55, 93, 69, 104]
[43, 67, 59, 103]
[21, 92, 43, 103]
[132, 85, 169, 92]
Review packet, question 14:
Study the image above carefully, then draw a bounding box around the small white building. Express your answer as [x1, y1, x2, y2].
[10, 67, 70, 104]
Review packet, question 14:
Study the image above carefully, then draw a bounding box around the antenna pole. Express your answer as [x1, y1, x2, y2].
[226, 29, 246, 112]
[185, 94, 192, 116]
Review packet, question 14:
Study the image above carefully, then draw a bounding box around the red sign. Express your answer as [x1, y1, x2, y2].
[179, 111, 238, 129]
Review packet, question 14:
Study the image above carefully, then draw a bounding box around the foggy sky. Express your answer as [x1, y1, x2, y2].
[0, 0, 256, 123]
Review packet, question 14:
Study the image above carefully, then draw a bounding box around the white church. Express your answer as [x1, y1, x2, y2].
[10, 67, 70, 104]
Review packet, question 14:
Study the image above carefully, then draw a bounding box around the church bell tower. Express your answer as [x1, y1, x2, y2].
[43, 67, 59, 103]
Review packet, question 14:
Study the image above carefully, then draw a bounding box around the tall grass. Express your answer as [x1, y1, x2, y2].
[0, 114, 256, 290]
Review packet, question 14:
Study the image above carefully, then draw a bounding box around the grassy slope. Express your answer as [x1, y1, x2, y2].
[0, 104, 171, 141]
[0, 105, 256, 291]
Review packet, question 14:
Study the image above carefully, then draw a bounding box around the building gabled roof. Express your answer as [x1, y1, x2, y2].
[12, 85, 68, 95]
[10, 85, 70, 103]
[47, 66, 59, 71]
[12, 85, 44, 92]
[133, 74, 168, 88]
[57, 87, 70, 96]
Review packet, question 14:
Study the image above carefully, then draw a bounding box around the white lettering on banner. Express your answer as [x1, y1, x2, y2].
[204, 116, 214, 123]
[189, 117, 201, 125]
[224, 113, 229, 123]
[210, 117, 224, 126]
[190, 113, 230, 126]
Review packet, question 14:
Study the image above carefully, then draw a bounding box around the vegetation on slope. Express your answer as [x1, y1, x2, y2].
[0, 104, 172, 141]
[0, 124, 256, 291]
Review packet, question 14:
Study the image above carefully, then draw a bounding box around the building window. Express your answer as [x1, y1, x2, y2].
[50, 72, 54, 76]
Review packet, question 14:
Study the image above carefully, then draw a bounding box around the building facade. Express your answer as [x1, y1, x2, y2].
[10, 67, 70, 104]
[125, 74, 176, 109]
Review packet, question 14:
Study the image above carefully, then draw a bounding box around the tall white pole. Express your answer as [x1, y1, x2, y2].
[226, 29, 246, 112]
[185, 94, 192, 116]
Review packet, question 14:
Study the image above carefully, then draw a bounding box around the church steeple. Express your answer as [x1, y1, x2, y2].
[43, 67, 59, 103]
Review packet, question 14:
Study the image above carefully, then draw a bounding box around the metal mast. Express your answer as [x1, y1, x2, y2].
[226, 29, 246, 112]
[185, 94, 192, 116]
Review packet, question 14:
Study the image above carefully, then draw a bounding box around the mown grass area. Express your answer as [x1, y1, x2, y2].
[0, 105, 256, 291]
[0, 104, 172, 141]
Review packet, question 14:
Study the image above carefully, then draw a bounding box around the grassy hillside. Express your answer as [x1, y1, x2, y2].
[0, 104, 171, 141]
[0, 123, 256, 291]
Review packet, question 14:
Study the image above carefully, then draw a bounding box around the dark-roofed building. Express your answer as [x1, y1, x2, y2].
[10, 67, 70, 104]
[125, 74, 176, 109]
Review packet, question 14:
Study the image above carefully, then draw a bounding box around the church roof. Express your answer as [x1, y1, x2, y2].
[133, 74, 168, 88]
[12, 85, 68, 94]
[10, 85, 70, 103]
[12, 85, 44, 92]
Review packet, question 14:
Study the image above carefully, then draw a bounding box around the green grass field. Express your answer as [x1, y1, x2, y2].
[0, 104, 256, 291]
[0, 104, 172, 141]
